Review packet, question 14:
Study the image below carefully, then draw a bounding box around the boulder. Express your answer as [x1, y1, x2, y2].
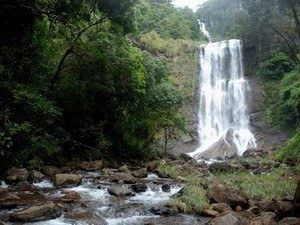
[175, 176, 187, 183]
[15, 181, 37, 191]
[6, 168, 29, 183]
[211, 203, 232, 213]
[242, 148, 265, 158]
[10, 201, 61, 222]
[61, 191, 81, 203]
[132, 168, 147, 178]
[254, 200, 293, 217]
[110, 173, 135, 184]
[54, 174, 82, 187]
[118, 165, 131, 173]
[150, 207, 176, 216]
[203, 209, 220, 217]
[0, 193, 20, 209]
[250, 212, 277, 225]
[79, 160, 103, 171]
[210, 211, 249, 225]
[209, 162, 233, 171]
[278, 217, 300, 225]
[42, 166, 61, 176]
[209, 183, 247, 206]
[30, 170, 45, 181]
[131, 183, 147, 193]
[108, 185, 135, 197]
[197, 129, 238, 159]
[162, 184, 171, 192]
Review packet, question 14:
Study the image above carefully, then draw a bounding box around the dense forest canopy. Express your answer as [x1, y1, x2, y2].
[197, 0, 300, 163]
[0, 0, 206, 174]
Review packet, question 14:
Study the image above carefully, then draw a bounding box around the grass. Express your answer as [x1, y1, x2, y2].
[171, 185, 210, 214]
[211, 168, 297, 200]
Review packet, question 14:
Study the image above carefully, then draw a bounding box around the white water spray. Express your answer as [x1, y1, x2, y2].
[189, 24, 256, 160]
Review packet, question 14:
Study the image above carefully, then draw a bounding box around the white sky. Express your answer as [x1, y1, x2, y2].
[172, 0, 208, 11]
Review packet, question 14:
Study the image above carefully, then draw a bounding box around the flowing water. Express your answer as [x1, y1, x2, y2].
[189, 24, 256, 160]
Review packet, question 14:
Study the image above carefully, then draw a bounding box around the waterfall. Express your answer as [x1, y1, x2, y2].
[189, 24, 256, 160]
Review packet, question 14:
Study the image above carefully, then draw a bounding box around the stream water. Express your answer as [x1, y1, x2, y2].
[1, 171, 210, 225]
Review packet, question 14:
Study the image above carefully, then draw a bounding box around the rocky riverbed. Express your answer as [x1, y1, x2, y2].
[0, 151, 299, 225]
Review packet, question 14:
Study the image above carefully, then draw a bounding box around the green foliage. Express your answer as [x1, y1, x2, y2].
[172, 185, 209, 214]
[278, 129, 300, 163]
[261, 52, 295, 80]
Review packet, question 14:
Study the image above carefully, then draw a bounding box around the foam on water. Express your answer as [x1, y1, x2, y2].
[127, 185, 182, 205]
[0, 180, 8, 188]
[106, 215, 159, 225]
[33, 180, 54, 188]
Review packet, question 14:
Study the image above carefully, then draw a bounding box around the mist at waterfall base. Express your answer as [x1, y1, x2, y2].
[189, 23, 256, 160]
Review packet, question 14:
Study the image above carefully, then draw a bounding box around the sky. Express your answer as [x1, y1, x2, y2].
[172, 0, 208, 11]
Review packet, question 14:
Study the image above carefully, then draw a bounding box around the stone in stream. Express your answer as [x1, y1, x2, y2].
[132, 168, 147, 178]
[108, 185, 135, 197]
[209, 182, 247, 207]
[79, 160, 103, 171]
[6, 168, 29, 184]
[0, 193, 20, 209]
[162, 184, 171, 192]
[202, 209, 220, 217]
[15, 181, 37, 191]
[54, 174, 82, 187]
[61, 191, 81, 203]
[118, 165, 131, 173]
[10, 201, 62, 222]
[250, 212, 277, 225]
[30, 170, 45, 181]
[42, 166, 61, 176]
[131, 183, 147, 193]
[252, 199, 293, 217]
[278, 217, 300, 225]
[110, 172, 135, 184]
[210, 211, 249, 225]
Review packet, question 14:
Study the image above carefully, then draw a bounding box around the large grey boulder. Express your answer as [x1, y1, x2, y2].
[210, 211, 249, 225]
[197, 129, 238, 159]
[110, 172, 135, 184]
[10, 202, 61, 222]
[6, 168, 29, 184]
[209, 182, 247, 206]
[108, 185, 135, 197]
[54, 174, 82, 187]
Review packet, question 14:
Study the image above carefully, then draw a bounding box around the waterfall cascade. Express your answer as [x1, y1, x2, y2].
[189, 23, 256, 160]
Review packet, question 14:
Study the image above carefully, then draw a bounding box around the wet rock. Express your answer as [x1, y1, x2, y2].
[209, 182, 247, 206]
[278, 217, 300, 225]
[0, 193, 21, 209]
[203, 209, 220, 217]
[118, 165, 130, 173]
[243, 148, 265, 158]
[60, 167, 72, 173]
[0, 188, 9, 196]
[6, 168, 29, 184]
[209, 162, 233, 171]
[54, 174, 82, 187]
[42, 166, 61, 176]
[79, 160, 103, 171]
[30, 170, 45, 181]
[108, 185, 135, 197]
[132, 168, 147, 178]
[131, 183, 147, 193]
[61, 191, 81, 203]
[198, 129, 238, 159]
[250, 212, 277, 225]
[178, 153, 194, 162]
[247, 206, 260, 215]
[150, 207, 176, 216]
[0, 221, 4, 225]
[211, 203, 232, 213]
[65, 211, 105, 224]
[10, 201, 61, 222]
[15, 181, 37, 191]
[110, 172, 135, 184]
[210, 211, 249, 225]
[162, 184, 171, 192]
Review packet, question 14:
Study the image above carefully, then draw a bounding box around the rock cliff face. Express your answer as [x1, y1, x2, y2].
[245, 72, 290, 149]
